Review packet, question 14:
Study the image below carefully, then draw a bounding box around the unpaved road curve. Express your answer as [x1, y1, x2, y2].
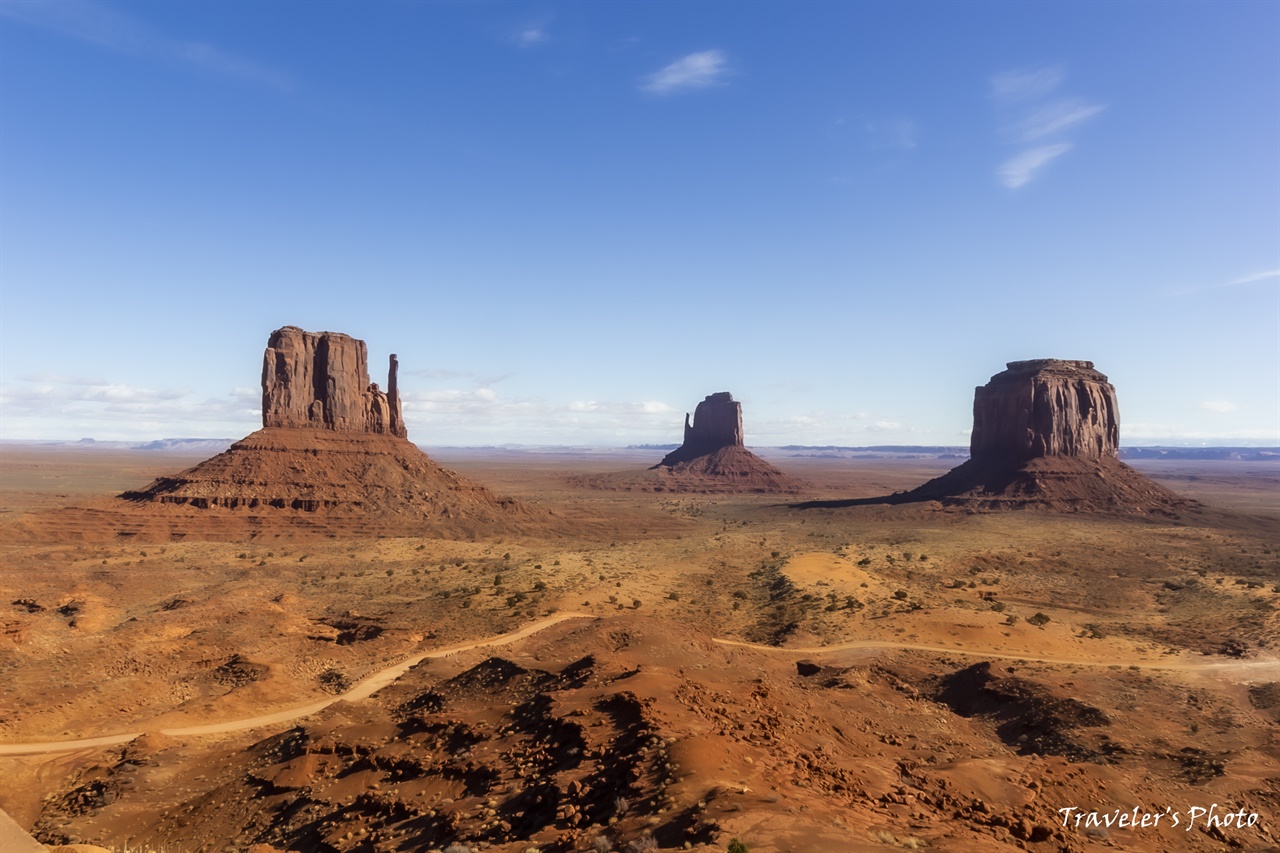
[0, 613, 594, 757]
[3, 612, 1275, 757]
[712, 636, 1280, 680]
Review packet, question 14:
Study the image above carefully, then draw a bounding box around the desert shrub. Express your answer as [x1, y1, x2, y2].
[857, 557, 872, 566]
[533, 580, 547, 591]
[1028, 612, 1051, 626]
[444, 845, 473, 853]
[893, 590, 908, 600]
[728, 840, 750, 853]
[627, 837, 657, 852]
[667, 591, 680, 601]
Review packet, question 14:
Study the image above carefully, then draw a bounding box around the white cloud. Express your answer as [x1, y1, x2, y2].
[1016, 98, 1105, 141]
[639, 50, 729, 95]
[1200, 401, 1239, 413]
[1230, 269, 1280, 286]
[1171, 268, 1280, 296]
[512, 26, 547, 47]
[990, 65, 1100, 189]
[989, 66, 1064, 102]
[862, 116, 918, 150]
[0, 376, 260, 438]
[997, 143, 1072, 188]
[0, 0, 293, 90]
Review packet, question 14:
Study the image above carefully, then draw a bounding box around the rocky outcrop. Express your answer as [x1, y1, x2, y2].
[261, 326, 406, 438]
[635, 392, 805, 493]
[103, 326, 533, 539]
[658, 393, 744, 467]
[904, 359, 1188, 514]
[970, 360, 1118, 462]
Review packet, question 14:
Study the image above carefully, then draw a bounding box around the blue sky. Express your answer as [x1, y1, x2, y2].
[1, 0, 1276, 446]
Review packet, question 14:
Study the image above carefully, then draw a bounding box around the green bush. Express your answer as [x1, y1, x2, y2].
[728, 840, 749, 853]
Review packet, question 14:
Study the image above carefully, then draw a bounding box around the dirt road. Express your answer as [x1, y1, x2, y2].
[3, 612, 1274, 757]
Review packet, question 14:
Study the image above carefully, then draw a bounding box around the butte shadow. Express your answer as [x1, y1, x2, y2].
[791, 360, 1195, 516]
[569, 392, 808, 494]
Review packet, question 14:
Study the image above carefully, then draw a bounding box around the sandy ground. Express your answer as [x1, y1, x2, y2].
[0, 446, 1276, 852]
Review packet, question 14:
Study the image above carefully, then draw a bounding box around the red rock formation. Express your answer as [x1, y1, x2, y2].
[970, 360, 1118, 461]
[658, 392, 745, 466]
[261, 326, 406, 438]
[908, 360, 1188, 514]
[100, 326, 531, 538]
[642, 392, 805, 493]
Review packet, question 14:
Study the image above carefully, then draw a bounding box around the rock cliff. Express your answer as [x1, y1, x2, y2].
[261, 326, 406, 438]
[970, 360, 1118, 462]
[642, 392, 805, 493]
[106, 326, 530, 538]
[906, 359, 1188, 514]
[658, 393, 745, 467]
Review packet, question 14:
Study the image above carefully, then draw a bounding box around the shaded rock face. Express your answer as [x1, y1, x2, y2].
[659, 392, 743, 466]
[970, 360, 1118, 463]
[261, 326, 406, 438]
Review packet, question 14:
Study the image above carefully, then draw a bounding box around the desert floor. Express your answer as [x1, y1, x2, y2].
[0, 446, 1276, 853]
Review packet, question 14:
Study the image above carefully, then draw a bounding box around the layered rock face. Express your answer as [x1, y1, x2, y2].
[262, 326, 406, 438]
[906, 359, 1187, 514]
[970, 360, 1118, 462]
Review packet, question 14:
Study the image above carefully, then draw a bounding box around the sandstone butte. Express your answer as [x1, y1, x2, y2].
[48, 326, 536, 540]
[906, 359, 1190, 513]
[648, 392, 806, 494]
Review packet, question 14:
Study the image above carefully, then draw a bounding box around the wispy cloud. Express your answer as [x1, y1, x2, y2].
[1200, 401, 1239, 413]
[1171, 268, 1280, 296]
[1229, 269, 1280, 286]
[989, 64, 1101, 189]
[989, 65, 1065, 102]
[862, 116, 918, 150]
[510, 24, 548, 47]
[0, 0, 294, 91]
[1016, 98, 1105, 141]
[639, 50, 729, 95]
[997, 143, 1072, 189]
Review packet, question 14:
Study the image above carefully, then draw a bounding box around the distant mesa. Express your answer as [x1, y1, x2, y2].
[564, 391, 805, 494]
[656, 392, 744, 466]
[903, 359, 1191, 513]
[99, 326, 531, 538]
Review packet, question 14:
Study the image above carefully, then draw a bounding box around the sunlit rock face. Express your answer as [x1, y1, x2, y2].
[261, 326, 406, 438]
